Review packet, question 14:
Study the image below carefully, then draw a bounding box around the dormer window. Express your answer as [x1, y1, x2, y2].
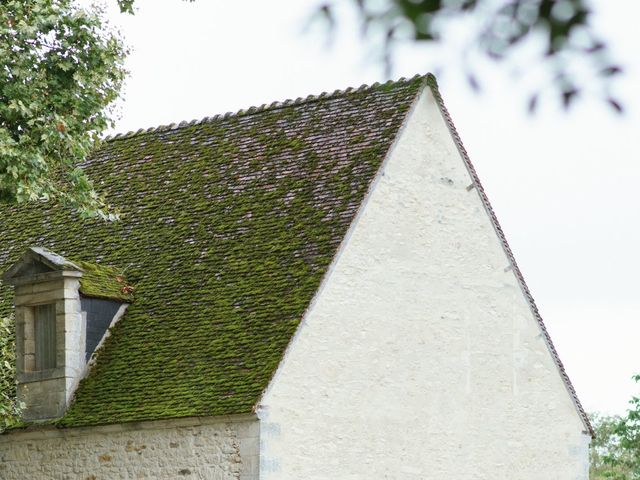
[34, 303, 56, 371]
[2, 247, 133, 421]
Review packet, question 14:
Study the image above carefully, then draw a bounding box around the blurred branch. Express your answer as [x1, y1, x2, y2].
[317, 0, 624, 113]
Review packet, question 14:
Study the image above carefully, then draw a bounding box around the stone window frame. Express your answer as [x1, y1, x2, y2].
[15, 294, 68, 385]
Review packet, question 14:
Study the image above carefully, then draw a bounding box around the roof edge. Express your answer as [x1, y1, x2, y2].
[254, 78, 427, 410]
[103, 74, 430, 143]
[426, 77, 595, 438]
[1, 412, 258, 439]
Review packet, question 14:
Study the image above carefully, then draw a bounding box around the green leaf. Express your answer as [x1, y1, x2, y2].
[0, 0, 127, 218]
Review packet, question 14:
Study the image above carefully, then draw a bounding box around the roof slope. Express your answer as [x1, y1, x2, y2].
[0, 75, 424, 427]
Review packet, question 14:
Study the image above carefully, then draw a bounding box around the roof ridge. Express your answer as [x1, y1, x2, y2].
[104, 74, 429, 142]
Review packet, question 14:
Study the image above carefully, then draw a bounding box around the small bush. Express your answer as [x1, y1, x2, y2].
[0, 316, 22, 432]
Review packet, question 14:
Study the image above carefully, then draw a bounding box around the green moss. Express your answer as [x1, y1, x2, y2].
[73, 260, 134, 302]
[0, 75, 427, 428]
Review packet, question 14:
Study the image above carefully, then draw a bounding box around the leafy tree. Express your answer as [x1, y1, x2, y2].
[590, 378, 640, 480]
[0, 317, 22, 432]
[0, 0, 127, 218]
[590, 413, 635, 479]
[317, 0, 622, 111]
[611, 376, 640, 479]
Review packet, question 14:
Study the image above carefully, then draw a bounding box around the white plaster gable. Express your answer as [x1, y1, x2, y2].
[258, 85, 590, 479]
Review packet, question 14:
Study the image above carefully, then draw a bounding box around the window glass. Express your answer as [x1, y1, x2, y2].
[35, 304, 56, 370]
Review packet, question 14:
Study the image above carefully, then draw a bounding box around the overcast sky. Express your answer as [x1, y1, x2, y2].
[96, 0, 640, 415]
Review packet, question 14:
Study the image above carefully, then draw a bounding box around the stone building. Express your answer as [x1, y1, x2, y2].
[0, 75, 591, 479]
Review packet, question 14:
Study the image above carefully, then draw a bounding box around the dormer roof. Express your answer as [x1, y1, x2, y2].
[73, 260, 134, 302]
[2, 246, 82, 283]
[2, 247, 133, 303]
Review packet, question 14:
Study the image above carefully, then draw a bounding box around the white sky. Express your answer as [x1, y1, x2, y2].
[96, 0, 640, 415]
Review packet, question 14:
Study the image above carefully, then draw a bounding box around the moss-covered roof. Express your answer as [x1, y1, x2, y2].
[0, 75, 426, 427]
[74, 260, 134, 302]
[1, 246, 133, 302]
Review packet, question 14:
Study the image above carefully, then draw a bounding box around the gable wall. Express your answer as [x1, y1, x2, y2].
[0, 415, 259, 480]
[258, 87, 590, 479]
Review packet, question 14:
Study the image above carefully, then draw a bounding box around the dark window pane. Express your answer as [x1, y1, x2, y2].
[35, 304, 56, 370]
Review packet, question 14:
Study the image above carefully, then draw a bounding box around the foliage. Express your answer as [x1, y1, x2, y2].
[590, 413, 636, 479]
[0, 316, 22, 432]
[0, 0, 127, 218]
[317, 0, 622, 111]
[116, 0, 136, 14]
[115, 0, 193, 15]
[612, 375, 640, 478]
[590, 376, 640, 480]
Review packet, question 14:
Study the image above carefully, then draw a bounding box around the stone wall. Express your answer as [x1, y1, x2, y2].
[258, 86, 591, 479]
[0, 415, 259, 480]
